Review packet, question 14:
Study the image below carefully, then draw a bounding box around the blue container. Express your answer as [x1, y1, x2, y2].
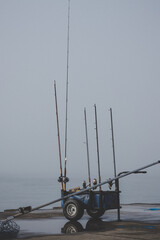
[62, 190, 119, 211]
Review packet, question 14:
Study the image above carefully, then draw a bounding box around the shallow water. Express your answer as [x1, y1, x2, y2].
[13, 205, 160, 238]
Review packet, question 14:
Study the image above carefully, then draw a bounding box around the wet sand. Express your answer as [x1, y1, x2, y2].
[0, 204, 160, 240]
[22, 222, 160, 240]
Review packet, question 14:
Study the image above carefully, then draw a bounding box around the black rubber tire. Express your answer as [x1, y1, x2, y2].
[62, 221, 83, 234]
[63, 199, 84, 221]
[86, 208, 105, 219]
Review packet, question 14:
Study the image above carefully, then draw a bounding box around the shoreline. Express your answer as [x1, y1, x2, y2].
[1, 203, 160, 219]
[0, 204, 160, 240]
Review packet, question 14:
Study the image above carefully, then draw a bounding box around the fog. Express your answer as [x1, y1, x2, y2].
[0, 0, 160, 182]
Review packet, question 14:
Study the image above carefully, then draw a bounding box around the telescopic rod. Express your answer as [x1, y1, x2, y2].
[54, 81, 63, 191]
[84, 108, 91, 187]
[64, 0, 71, 191]
[110, 108, 117, 177]
[94, 104, 101, 191]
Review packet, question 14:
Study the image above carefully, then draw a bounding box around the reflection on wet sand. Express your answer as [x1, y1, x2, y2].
[61, 219, 159, 235]
[0, 204, 160, 239]
[0, 218, 160, 239]
[61, 218, 118, 234]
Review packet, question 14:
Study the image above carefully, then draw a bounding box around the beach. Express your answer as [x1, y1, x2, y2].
[0, 204, 160, 239]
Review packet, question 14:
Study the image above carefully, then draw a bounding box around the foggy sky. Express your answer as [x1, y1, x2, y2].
[0, 0, 160, 181]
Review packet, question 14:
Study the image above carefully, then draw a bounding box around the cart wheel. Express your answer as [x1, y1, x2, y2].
[62, 221, 83, 234]
[63, 199, 84, 221]
[86, 208, 105, 218]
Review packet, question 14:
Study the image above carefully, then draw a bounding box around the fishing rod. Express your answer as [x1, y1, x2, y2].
[54, 81, 63, 191]
[84, 108, 91, 187]
[2, 160, 160, 224]
[110, 108, 117, 178]
[64, 0, 71, 191]
[109, 108, 120, 219]
[94, 104, 102, 191]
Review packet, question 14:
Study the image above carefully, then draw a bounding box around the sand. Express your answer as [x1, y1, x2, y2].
[0, 204, 160, 240]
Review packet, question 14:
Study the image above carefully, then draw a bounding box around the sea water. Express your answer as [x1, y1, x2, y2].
[0, 173, 159, 212]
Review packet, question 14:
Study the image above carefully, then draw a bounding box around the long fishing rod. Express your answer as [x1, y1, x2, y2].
[110, 108, 117, 177]
[64, 0, 71, 191]
[109, 108, 120, 219]
[94, 104, 102, 191]
[84, 108, 91, 187]
[54, 81, 63, 191]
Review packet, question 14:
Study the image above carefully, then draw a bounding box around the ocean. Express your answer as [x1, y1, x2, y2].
[0, 173, 159, 212]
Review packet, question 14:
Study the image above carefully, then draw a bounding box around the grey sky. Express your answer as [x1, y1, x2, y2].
[0, 0, 160, 182]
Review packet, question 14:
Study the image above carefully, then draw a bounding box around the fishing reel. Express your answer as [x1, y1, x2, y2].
[108, 178, 113, 190]
[93, 178, 97, 185]
[58, 176, 69, 183]
[82, 179, 98, 189]
[19, 206, 32, 214]
[92, 178, 97, 189]
[82, 181, 87, 188]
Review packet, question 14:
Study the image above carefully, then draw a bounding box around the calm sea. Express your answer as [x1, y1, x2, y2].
[0, 173, 159, 212]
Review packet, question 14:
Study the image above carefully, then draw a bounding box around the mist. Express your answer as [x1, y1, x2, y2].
[0, 0, 160, 183]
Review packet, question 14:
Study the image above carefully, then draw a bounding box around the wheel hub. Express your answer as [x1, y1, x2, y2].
[66, 203, 77, 217]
